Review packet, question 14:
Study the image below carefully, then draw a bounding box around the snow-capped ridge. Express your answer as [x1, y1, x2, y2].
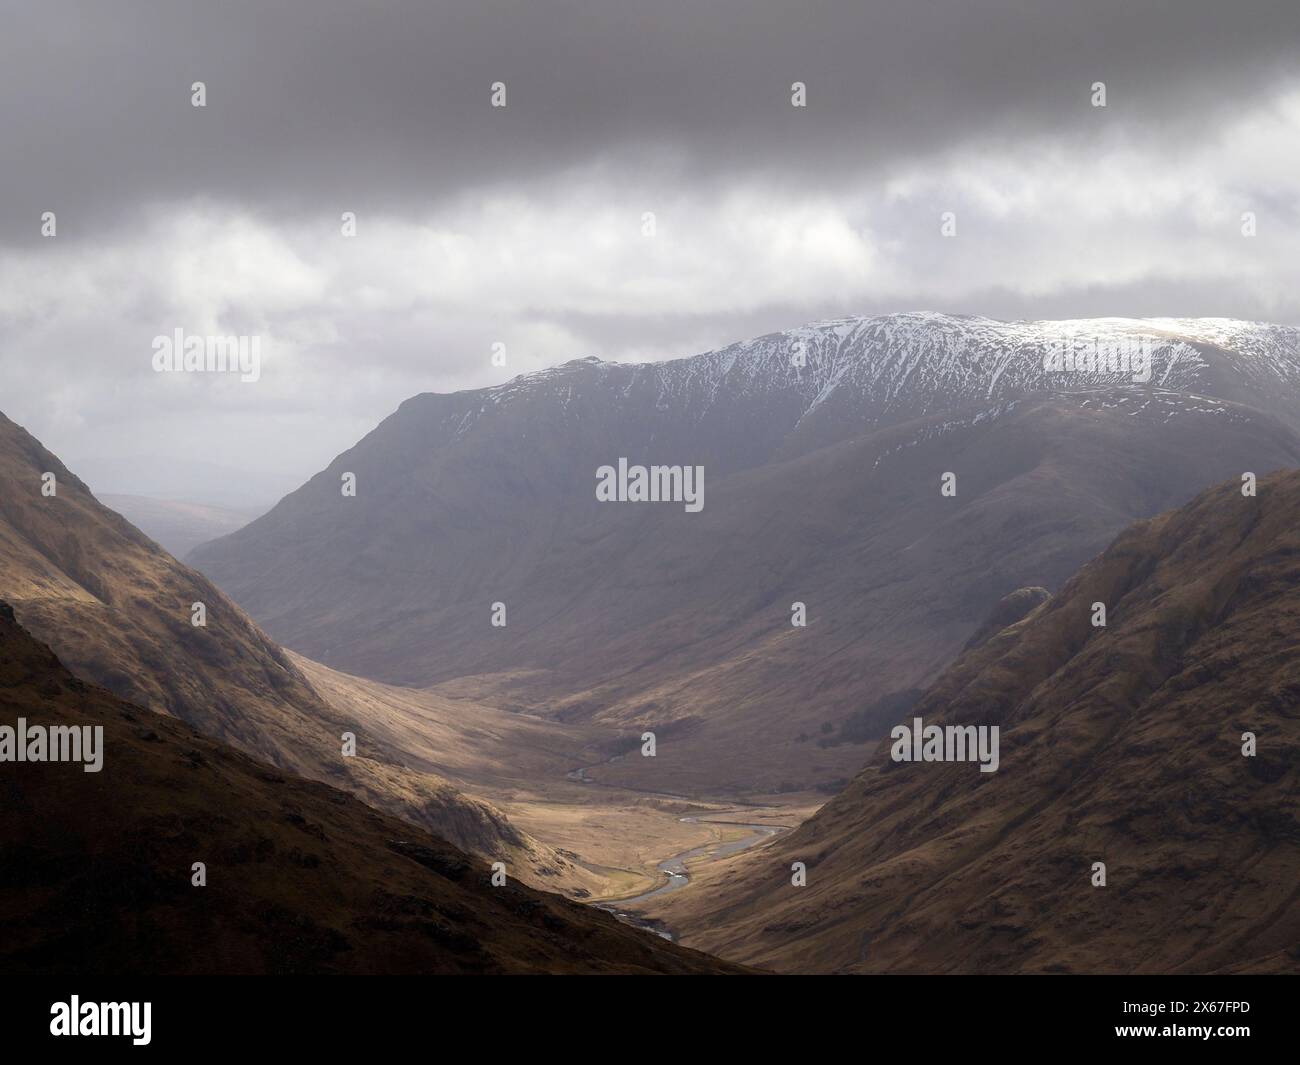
[408, 313, 1300, 447]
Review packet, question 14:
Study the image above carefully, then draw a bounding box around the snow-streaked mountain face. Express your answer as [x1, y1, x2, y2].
[474, 313, 1300, 409]
[189, 313, 1300, 793]
[401, 313, 1300, 475]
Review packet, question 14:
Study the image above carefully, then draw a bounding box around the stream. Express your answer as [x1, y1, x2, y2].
[595, 816, 787, 941]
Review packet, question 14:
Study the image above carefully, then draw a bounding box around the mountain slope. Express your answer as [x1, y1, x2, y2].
[0, 605, 743, 974]
[189, 315, 1300, 792]
[0, 411, 589, 888]
[647, 470, 1300, 973]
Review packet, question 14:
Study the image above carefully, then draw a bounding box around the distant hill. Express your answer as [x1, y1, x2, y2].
[98, 494, 256, 560]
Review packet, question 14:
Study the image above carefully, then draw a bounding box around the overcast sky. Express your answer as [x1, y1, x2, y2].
[3, 0, 1300, 507]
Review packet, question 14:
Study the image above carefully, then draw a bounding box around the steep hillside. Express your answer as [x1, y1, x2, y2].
[0, 412, 589, 889]
[648, 470, 1300, 973]
[0, 606, 743, 974]
[190, 315, 1300, 792]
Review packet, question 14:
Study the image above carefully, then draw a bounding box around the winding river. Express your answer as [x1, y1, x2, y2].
[596, 816, 788, 941]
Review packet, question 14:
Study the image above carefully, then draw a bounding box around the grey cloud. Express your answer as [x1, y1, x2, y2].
[4, 1, 1300, 506]
[3, 0, 1299, 243]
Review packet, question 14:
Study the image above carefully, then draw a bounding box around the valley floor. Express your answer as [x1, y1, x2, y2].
[294, 652, 821, 917]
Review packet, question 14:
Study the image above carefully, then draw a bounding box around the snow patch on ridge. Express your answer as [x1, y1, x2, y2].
[421, 313, 1300, 444]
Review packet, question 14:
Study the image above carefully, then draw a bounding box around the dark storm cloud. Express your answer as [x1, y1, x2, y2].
[3, 0, 1299, 242]
[3, 1, 1300, 506]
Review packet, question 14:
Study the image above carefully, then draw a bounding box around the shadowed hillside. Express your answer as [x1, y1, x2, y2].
[0, 412, 595, 890]
[0, 605, 744, 974]
[647, 470, 1300, 973]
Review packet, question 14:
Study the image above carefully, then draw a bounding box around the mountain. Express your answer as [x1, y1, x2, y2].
[0, 411, 587, 888]
[99, 494, 257, 559]
[0, 605, 742, 974]
[189, 314, 1300, 793]
[645, 470, 1300, 973]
